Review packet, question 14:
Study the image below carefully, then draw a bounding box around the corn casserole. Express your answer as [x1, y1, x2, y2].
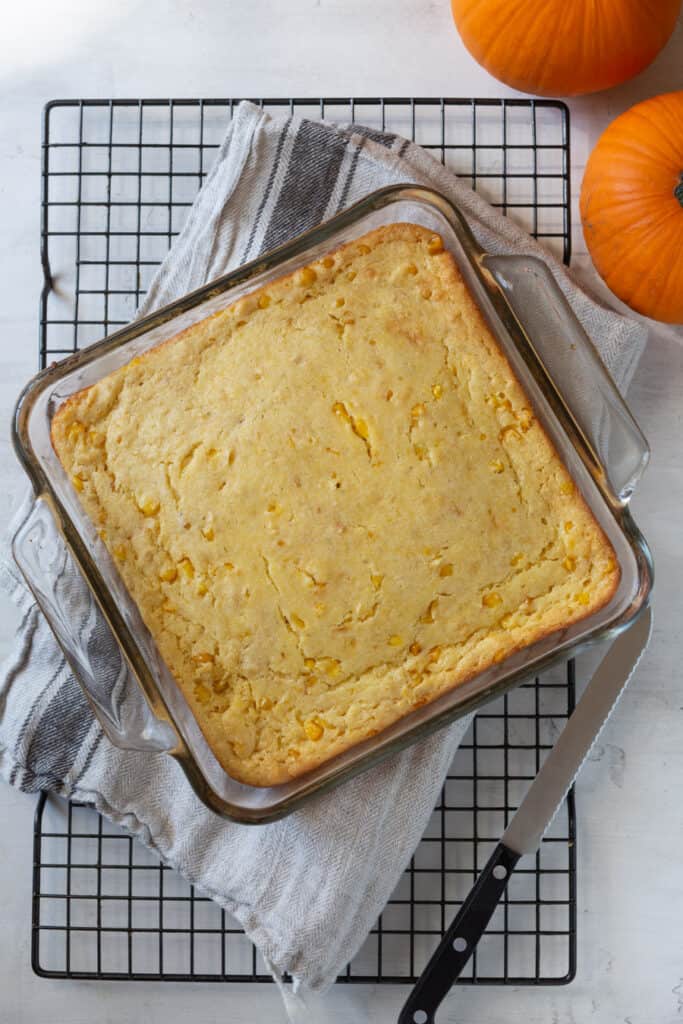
[51, 223, 620, 786]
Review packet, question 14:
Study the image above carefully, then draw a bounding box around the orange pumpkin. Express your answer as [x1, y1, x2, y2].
[450, 0, 681, 97]
[580, 92, 683, 325]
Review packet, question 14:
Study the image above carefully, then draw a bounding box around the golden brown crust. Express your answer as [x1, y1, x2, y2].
[51, 223, 620, 786]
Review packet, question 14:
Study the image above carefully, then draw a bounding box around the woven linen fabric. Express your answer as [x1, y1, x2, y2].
[0, 102, 647, 1012]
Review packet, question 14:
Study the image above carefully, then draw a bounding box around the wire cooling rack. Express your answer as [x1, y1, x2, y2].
[34, 97, 575, 986]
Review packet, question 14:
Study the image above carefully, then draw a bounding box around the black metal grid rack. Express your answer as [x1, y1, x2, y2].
[34, 97, 575, 986]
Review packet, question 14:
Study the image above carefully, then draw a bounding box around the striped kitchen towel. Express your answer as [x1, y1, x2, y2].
[0, 101, 647, 1018]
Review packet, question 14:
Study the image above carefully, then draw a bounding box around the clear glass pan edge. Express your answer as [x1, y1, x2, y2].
[11, 184, 654, 822]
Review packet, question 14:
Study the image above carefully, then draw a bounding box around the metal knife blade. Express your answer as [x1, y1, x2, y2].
[503, 604, 651, 857]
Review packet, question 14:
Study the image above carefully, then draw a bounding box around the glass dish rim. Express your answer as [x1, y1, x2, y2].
[12, 184, 654, 822]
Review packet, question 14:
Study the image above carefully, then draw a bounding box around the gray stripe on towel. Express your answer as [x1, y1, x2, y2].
[260, 120, 349, 254]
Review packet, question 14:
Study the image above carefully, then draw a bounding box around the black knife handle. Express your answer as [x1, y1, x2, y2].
[398, 842, 520, 1024]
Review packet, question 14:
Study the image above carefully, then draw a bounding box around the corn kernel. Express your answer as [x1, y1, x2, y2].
[427, 234, 444, 254]
[560, 481, 574, 496]
[178, 557, 194, 580]
[606, 557, 617, 573]
[202, 526, 215, 541]
[128, 356, 142, 369]
[194, 683, 211, 705]
[138, 496, 160, 517]
[71, 474, 84, 492]
[354, 418, 369, 439]
[492, 650, 506, 664]
[160, 566, 178, 583]
[518, 408, 533, 431]
[291, 613, 305, 629]
[224, 562, 234, 571]
[483, 592, 502, 608]
[322, 256, 335, 269]
[296, 266, 317, 288]
[388, 634, 403, 647]
[228, 449, 236, 465]
[576, 591, 591, 606]
[414, 443, 428, 460]
[510, 552, 524, 566]
[346, 270, 357, 281]
[304, 719, 324, 741]
[193, 651, 215, 664]
[421, 599, 438, 624]
[324, 659, 340, 676]
[438, 563, 453, 578]
[88, 429, 105, 447]
[405, 262, 418, 275]
[335, 296, 345, 307]
[428, 646, 441, 663]
[371, 574, 384, 591]
[357, 243, 371, 256]
[385, 389, 394, 401]
[409, 641, 422, 656]
[267, 502, 282, 515]
[411, 403, 425, 420]
[196, 581, 208, 596]
[67, 421, 85, 442]
[432, 383, 443, 400]
[113, 544, 127, 562]
[501, 613, 514, 629]
[259, 696, 273, 710]
[489, 460, 505, 474]
[564, 520, 574, 533]
[304, 658, 316, 670]
[258, 293, 271, 309]
[563, 556, 576, 572]
[479, 432, 487, 441]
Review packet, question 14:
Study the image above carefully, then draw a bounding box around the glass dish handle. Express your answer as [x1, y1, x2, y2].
[12, 497, 177, 754]
[481, 253, 649, 506]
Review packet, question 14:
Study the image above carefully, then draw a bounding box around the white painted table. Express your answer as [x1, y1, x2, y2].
[1, 3, 682, 1022]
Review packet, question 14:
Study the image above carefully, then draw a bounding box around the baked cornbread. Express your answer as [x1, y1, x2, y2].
[51, 223, 619, 786]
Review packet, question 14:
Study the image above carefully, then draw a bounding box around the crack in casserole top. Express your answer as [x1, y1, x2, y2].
[51, 223, 619, 786]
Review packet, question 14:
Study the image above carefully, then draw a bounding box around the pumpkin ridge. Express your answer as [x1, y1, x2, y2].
[606, 221, 683, 320]
[646, 239, 683, 308]
[604, 120, 683, 170]
[627, 105, 683, 167]
[628, 238, 683, 316]
[585, 193, 683, 220]
[598, 206, 682, 246]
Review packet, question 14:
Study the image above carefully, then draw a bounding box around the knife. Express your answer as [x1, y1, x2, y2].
[398, 606, 652, 1024]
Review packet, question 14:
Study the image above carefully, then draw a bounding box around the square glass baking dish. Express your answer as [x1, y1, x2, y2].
[12, 185, 653, 822]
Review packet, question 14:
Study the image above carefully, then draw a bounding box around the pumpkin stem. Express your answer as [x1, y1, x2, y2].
[676, 173, 683, 208]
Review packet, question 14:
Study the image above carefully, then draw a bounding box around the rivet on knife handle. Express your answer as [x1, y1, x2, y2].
[398, 842, 520, 1024]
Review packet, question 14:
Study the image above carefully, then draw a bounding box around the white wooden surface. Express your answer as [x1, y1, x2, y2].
[1, 3, 682, 1022]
